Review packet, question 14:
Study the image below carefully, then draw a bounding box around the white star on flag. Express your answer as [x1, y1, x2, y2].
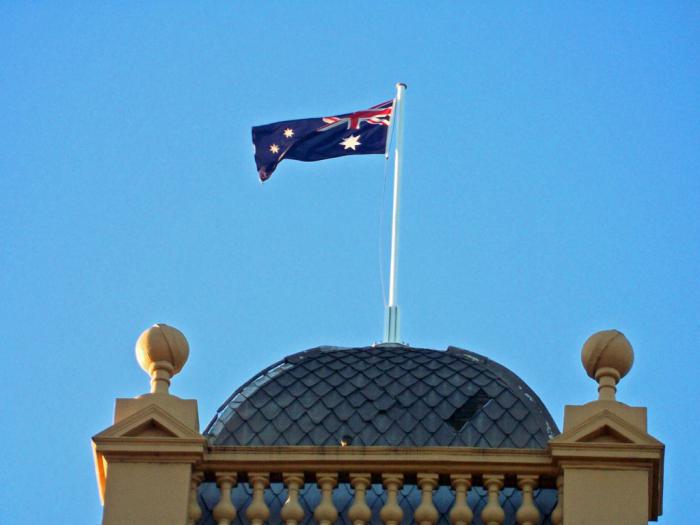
[283, 128, 294, 138]
[340, 134, 362, 151]
[269, 144, 280, 154]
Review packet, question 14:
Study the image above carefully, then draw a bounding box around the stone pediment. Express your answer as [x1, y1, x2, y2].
[94, 403, 201, 440]
[92, 403, 205, 503]
[551, 409, 662, 447]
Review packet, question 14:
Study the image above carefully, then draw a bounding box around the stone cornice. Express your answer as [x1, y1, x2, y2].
[202, 446, 559, 477]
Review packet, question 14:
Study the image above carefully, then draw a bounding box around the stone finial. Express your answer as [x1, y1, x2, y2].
[135, 323, 189, 394]
[581, 329, 634, 401]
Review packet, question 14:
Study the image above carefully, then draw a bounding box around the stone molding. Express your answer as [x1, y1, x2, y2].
[93, 403, 206, 502]
[550, 408, 664, 519]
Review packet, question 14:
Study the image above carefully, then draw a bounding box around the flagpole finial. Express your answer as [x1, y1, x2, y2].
[396, 82, 407, 90]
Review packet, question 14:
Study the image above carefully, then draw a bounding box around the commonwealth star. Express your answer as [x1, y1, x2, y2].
[340, 134, 362, 151]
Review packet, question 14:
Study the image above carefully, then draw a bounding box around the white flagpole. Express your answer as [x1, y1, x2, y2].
[384, 82, 406, 343]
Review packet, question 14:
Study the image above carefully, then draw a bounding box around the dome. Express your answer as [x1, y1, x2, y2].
[205, 344, 558, 448]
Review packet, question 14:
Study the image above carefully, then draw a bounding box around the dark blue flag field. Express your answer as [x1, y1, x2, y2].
[252, 100, 393, 181]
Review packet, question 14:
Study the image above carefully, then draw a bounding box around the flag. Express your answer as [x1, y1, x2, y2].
[252, 100, 393, 182]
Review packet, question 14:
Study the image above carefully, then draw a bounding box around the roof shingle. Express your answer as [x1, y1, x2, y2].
[205, 344, 559, 448]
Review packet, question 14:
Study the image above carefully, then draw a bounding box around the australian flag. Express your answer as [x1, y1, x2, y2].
[252, 100, 393, 182]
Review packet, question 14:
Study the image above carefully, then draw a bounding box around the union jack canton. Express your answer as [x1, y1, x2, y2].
[252, 100, 393, 182]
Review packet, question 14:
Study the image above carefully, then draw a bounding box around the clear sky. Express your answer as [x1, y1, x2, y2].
[1, 2, 698, 523]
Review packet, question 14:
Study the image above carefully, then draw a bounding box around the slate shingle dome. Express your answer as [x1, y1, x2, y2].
[205, 344, 559, 447]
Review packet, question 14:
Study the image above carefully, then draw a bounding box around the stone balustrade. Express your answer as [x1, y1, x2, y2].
[185, 445, 563, 525]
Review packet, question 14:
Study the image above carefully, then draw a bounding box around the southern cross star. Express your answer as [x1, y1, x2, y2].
[340, 134, 361, 151]
[269, 143, 280, 154]
[283, 128, 294, 138]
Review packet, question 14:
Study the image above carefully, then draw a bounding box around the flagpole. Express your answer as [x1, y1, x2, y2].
[384, 82, 406, 343]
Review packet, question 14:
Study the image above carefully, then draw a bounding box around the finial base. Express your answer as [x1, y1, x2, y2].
[383, 305, 400, 343]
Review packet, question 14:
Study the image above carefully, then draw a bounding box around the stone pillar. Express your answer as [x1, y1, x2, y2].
[93, 324, 206, 525]
[550, 330, 664, 525]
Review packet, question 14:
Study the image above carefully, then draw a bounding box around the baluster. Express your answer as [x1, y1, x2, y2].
[415, 473, 439, 525]
[480, 475, 505, 525]
[314, 473, 338, 525]
[551, 475, 563, 525]
[213, 472, 237, 525]
[281, 473, 305, 525]
[449, 475, 473, 525]
[246, 473, 270, 525]
[348, 473, 372, 525]
[379, 474, 403, 525]
[515, 475, 540, 525]
[187, 471, 203, 525]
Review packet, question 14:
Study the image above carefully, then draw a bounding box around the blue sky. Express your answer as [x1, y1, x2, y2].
[1, 2, 698, 522]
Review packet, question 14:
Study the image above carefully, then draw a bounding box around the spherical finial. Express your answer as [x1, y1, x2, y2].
[581, 329, 634, 401]
[135, 323, 189, 394]
[581, 329, 634, 379]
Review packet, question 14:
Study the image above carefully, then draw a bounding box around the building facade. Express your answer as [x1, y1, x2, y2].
[92, 325, 663, 524]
